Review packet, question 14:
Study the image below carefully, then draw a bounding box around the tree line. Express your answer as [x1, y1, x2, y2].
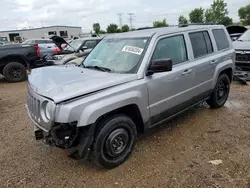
[178, 0, 250, 26]
[93, 1, 250, 34]
[93, 23, 135, 35]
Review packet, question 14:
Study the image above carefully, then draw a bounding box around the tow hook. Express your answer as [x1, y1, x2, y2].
[35, 129, 43, 140]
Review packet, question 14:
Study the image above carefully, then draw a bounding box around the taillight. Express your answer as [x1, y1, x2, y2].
[34, 44, 40, 57]
[52, 47, 60, 54]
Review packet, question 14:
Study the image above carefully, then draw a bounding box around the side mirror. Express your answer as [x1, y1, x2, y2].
[146, 58, 173, 76]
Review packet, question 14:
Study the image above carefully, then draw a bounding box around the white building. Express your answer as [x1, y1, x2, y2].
[0, 25, 82, 42]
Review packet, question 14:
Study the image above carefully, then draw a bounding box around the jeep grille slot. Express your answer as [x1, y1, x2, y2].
[27, 87, 53, 132]
[28, 92, 40, 121]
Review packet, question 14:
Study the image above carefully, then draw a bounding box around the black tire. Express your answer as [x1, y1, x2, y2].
[3, 62, 27, 82]
[92, 115, 137, 169]
[207, 74, 230, 108]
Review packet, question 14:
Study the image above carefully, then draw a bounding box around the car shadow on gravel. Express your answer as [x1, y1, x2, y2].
[137, 102, 210, 141]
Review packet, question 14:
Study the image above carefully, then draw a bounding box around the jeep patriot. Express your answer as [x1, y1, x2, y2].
[26, 25, 235, 168]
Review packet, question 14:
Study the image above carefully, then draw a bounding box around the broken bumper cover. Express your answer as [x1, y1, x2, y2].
[235, 61, 250, 71]
[26, 105, 96, 160]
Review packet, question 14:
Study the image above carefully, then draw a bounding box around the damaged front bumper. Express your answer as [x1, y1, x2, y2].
[33, 123, 96, 160]
[26, 105, 96, 160]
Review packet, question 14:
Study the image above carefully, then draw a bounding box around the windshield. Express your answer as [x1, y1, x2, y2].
[83, 37, 149, 73]
[64, 39, 84, 51]
[238, 29, 250, 41]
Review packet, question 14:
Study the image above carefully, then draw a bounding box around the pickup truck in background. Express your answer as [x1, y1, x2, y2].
[0, 43, 40, 82]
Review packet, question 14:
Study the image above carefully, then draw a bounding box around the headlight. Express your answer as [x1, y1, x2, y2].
[54, 55, 65, 60]
[42, 101, 54, 121]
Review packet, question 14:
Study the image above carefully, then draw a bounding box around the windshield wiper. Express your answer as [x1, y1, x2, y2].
[84, 65, 111, 72]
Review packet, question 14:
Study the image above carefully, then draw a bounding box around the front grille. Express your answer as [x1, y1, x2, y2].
[236, 54, 250, 62]
[27, 90, 41, 123]
[27, 86, 53, 132]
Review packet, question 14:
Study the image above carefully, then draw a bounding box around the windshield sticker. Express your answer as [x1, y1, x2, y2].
[122, 45, 144, 55]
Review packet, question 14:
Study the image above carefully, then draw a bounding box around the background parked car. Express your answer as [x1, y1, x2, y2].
[43, 36, 102, 66]
[233, 27, 250, 71]
[227, 25, 250, 41]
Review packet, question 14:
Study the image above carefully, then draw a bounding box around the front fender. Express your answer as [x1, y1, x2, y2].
[78, 91, 146, 126]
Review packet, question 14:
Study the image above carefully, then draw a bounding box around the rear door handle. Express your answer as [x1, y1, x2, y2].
[182, 69, 192, 75]
[211, 60, 218, 65]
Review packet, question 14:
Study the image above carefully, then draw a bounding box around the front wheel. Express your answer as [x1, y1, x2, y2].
[92, 115, 137, 169]
[207, 74, 230, 108]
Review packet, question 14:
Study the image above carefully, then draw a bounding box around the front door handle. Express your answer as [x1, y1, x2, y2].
[211, 60, 218, 65]
[182, 69, 192, 75]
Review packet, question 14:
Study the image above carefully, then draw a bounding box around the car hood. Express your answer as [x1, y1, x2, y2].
[233, 41, 250, 51]
[50, 36, 68, 50]
[28, 66, 138, 103]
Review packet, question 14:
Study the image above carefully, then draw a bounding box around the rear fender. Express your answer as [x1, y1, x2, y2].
[0, 54, 28, 67]
[212, 60, 234, 88]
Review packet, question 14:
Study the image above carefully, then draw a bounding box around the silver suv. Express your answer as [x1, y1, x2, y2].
[26, 25, 235, 169]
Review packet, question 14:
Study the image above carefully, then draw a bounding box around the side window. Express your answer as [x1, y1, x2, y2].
[189, 31, 213, 58]
[212, 29, 229, 51]
[203, 32, 213, 53]
[29, 40, 35, 44]
[84, 40, 97, 49]
[152, 35, 187, 65]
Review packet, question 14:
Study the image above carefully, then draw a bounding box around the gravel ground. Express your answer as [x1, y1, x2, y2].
[1, 76, 250, 188]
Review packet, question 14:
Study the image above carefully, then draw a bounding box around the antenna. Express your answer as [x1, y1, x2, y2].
[128, 13, 135, 29]
[117, 13, 124, 27]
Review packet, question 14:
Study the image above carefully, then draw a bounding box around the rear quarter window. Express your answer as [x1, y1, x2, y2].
[212, 29, 230, 51]
[189, 31, 213, 58]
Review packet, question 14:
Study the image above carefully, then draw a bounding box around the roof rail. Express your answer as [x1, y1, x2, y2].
[136, 27, 155, 30]
[179, 23, 218, 27]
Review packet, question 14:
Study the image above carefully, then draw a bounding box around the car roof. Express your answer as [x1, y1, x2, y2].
[105, 25, 226, 39]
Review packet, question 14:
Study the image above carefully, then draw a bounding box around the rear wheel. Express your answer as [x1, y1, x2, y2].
[3, 62, 27, 82]
[92, 115, 137, 169]
[207, 74, 230, 108]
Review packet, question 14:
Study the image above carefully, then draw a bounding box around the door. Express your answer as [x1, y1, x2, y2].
[147, 34, 196, 125]
[188, 31, 217, 102]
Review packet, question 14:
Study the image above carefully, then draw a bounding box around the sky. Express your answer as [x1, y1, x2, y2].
[0, 0, 249, 32]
